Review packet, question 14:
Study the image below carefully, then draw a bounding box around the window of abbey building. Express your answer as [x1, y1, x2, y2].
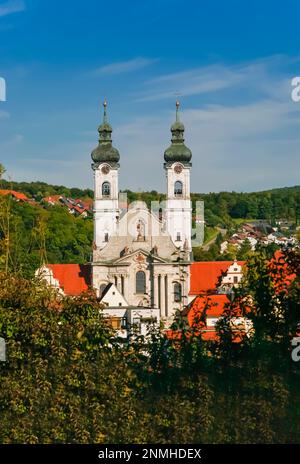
[136, 271, 146, 294]
[174, 282, 182, 302]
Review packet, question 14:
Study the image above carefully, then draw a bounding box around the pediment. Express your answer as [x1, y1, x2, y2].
[113, 248, 168, 265]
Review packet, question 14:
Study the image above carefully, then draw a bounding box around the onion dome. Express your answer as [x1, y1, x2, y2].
[91, 100, 120, 166]
[164, 101, 192, 164]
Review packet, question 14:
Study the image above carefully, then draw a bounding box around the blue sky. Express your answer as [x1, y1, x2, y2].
[0, 0, 300, 192]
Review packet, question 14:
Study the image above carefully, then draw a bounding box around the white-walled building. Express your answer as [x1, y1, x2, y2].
[35, 101, 249, 337]
[91, 101, 192, 322]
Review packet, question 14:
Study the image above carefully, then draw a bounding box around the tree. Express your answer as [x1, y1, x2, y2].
[237, 238, 252, 260]
[0, 249, 300, 443]
[0, 164, 5, 179]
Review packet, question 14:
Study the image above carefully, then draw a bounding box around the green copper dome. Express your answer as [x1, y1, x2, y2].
[164, 101, 192, 164]
[91, 101, 120, 165]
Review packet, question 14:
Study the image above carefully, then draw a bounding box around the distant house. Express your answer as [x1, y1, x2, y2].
[42, 195, 92, 217]
[35, 263, 91, 295]
[180, 251, 296, 342]
[42, 195, 64, 206]
[182, 293, 253, 341]
[189, 260, 245, 298]
[35, 264, 160, 339]
[0, 189, 30, 202]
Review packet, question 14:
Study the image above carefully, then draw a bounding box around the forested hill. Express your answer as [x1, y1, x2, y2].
[2, 178, 299, 224]
[1, 179, 94, 201]
[0, 177, 299, 276]
[2, 178, 299, 199]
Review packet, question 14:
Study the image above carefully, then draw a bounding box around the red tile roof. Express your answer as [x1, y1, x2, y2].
[43, 195, 62, 204]
[186, 294, 230, 324]
[0, 189, 29, 201]
[75, 198, 93, 209]
[47, 264, 91, 295]
[190, 261, 245, 295]
[166, 293, 246, 342]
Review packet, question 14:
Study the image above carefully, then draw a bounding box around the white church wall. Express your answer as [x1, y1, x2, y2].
[93, 164, 119, 247]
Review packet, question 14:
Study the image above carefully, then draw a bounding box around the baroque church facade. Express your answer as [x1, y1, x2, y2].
[91, 101, 193, 319]
[36, 102, 245, 335]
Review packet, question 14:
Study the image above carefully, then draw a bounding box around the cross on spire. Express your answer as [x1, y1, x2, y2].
[103, 99, 108, 123]
[176, 100, 180, 122]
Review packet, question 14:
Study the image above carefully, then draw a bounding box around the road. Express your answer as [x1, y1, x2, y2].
[202, 227, 227, 251]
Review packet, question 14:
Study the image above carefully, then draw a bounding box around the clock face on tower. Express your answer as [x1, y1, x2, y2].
[101, 165, 110, 175]
[174, 164, 183, 174]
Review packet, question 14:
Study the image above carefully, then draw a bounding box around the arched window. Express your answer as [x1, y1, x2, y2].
[136, 271, 146, 294]
[99, 283, 107, 298]
[173, 282, 182, 302]
[174, 181, 183, 196]
[102, 181, 111, 197]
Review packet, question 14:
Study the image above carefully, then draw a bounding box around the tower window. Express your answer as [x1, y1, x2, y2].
[174, 181, 183, 196]
[173, 282, 182, 302]
[136, 271, 146, 294]
[159, 208, 163, 222]
[104, 233, 109, 242]
[176, 232, 181, 241]
[102, 181, 111, 197]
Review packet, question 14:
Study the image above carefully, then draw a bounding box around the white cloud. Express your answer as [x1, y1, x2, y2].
[113, 96, 300, 192]
[0, 0, 25, 18]
[137, 64, 242, 101]
[136, 55, 300, 102]
[87, 57, 157, 77]
[3, 54, 300, 193]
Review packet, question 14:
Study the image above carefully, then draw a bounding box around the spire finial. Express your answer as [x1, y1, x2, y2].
[175, 100, 180, 122]
[103, 99, 108, 123]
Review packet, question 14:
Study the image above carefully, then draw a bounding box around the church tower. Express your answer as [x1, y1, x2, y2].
[91, 101, 120, 252]
[164, 101, 192, 252]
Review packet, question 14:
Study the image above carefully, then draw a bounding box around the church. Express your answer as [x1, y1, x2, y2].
[91, 100, 192, 320]
[37, 101, 244, 333]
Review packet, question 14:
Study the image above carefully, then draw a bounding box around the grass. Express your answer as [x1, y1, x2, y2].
[203, 226, 219, 246]
[231, 218, 259, 225]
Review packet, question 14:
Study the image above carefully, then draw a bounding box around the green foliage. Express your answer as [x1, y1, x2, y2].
[1, 175, 299, 268]
[196, 187, 300, 223]
[0, 198, 93, 277]
[0, 249, 299, 443]
[1, 179, 93, 200]
[2, 178, 299, 224]
[236, 238, 253, 260]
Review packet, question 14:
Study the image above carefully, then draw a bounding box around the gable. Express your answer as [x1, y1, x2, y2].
[113, 248, 167, 265]
[190, 261, 245, 295]
[45, 264, 91, 295]
[99, 283, 128, 307]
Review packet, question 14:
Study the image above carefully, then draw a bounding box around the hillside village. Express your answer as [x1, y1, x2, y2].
[0, 189, 93, 218]
[0, 187, 299, 261]
[221, 220, 298, 253]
